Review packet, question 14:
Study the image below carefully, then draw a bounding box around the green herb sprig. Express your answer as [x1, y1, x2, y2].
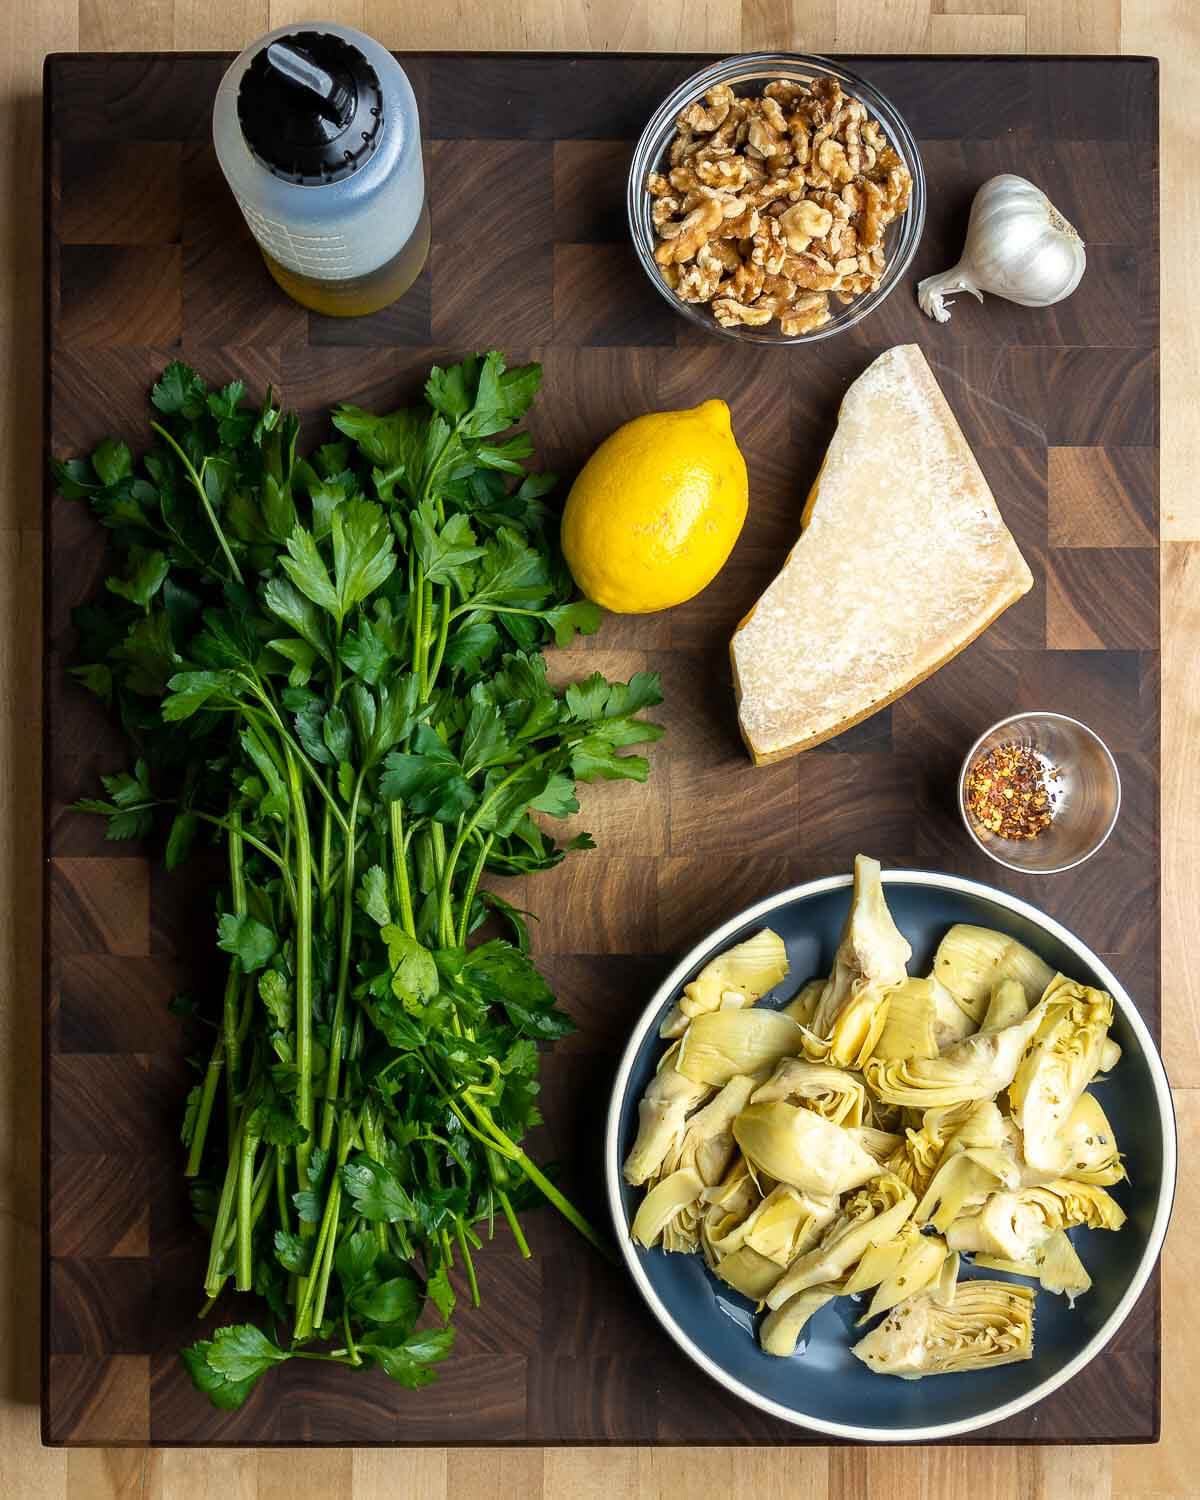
[56, 352, 663, 1405]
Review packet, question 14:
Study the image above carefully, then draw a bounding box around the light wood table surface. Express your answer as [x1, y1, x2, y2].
[4, 1, 1197, 1495]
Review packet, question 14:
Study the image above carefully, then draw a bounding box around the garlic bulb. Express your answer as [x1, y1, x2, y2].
[918, 174, 1086, 323]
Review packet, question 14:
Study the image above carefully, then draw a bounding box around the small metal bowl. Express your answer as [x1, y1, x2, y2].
[958, 712, 1121, 875]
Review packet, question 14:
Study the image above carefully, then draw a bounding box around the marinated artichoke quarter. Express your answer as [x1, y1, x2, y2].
[623, 853, 1130, 1378]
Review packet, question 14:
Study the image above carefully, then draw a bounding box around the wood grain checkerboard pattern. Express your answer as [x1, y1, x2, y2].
[43, 51, 1160, 1446]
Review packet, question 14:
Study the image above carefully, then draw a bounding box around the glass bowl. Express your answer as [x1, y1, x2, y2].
[626, 52, 926, 346]
[958, 712, 1122, 875]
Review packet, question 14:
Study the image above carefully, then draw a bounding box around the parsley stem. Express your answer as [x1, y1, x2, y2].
[276, 1147, 290, 1235]
[293, 1177, 339, 1340]
[447, 602, 542, 622]
[309, 1179, 342, 1332]
[412, 564, 426, 692]
[319, 770, 363, 1153]
[456, 834, 493, 948]
[426, 584, 453, 688]
[223, 805, 247, 1147]
[235, 1126, 260, 1292]
[438, 750, 554, 941]
[460, 1093, 614, 1264]
[284, 746, 315, 1210]
[193, 812, 289, 880]
[149, 420, 244, 585]
[454, 1217, 480, 1306]
[389, 801, 416, 937]
[204, 1120, 243, 1298]
[185, 1036, 223, 1177]
[247, 696, 350, 837]
[497, 1190, 530, 1259]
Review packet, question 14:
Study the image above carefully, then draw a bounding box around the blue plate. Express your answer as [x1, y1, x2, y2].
[604, 871, 1176, 1441]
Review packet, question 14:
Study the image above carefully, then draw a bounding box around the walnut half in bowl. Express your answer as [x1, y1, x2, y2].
[627, 56, 925, 344]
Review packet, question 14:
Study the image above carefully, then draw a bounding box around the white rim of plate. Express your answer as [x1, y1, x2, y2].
[603, 869, 1178, 1443]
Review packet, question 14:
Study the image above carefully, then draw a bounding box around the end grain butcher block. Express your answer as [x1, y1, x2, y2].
[43, 51, 1160, 1446]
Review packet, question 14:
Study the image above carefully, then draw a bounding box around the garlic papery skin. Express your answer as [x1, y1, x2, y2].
[917, 173, 1086, 323]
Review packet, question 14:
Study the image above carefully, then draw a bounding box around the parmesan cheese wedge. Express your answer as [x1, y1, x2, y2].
[731, 344, 1033, 765]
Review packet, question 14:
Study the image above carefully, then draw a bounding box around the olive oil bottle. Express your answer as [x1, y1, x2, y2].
[213, 24, 427, 318]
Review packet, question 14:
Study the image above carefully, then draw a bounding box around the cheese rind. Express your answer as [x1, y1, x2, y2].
[731, 345, 1033, 765]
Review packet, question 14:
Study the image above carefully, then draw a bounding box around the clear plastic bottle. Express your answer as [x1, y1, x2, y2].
[213, 22, 428, 318]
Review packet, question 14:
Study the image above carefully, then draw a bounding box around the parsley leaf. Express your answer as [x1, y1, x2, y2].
[340, 1156, 417, 1224]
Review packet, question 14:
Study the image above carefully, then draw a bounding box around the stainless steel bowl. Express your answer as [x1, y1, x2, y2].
[958, 712, 1121, 875]
[626, 53, 926, 346]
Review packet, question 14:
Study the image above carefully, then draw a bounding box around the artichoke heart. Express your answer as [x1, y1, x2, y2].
[946, 1179, 1126, 1260]
[760, 1281, 844, 1358]
[630, 1167, 704, 1248]
[975, 1229, 1092, 1305]
[752, 1057, 868, 1127]
[660, 928, 789, 1039]
[932, 925, 1054, 1023]
[884, 1099, 990, 1196]
[658, 1073, 760, 1186]
[808, 854, 912, 1068]
[930, 975, 978, 1050]
[983, 977, 1030, 1033]
[765, 1173, 916, 1310]
[861, 1234, 949, 1323]
[700, 1156, 761, 1268]
[1010, 976, 1115, 1174]
[1053, 1091, 1125, 1186]
[676, 1008, 806, 1087]
[714, 1244, 787, 1300]
[623, 1041, 713, 1186]
[915, 1152, 1007, 1233]
[733, 1100, 879, 1198]
[782, 977, 825, 1028]
[872, 978, 940, 1063]
[850, 1126, 905, 1165]
[852, 1279, 1035, 1378]
[864, 1001, 1046, 1109]
[734, 1184, 840, 1267]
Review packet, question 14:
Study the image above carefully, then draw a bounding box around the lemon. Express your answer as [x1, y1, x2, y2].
[561, 399, 748, 614]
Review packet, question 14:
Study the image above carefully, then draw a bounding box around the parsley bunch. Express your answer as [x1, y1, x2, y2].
[55, 352, 663, 1407]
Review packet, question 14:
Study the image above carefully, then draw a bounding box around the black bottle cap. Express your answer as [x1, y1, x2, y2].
[237, 30, 384, 185]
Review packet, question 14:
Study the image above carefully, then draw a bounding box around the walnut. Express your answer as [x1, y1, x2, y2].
[649, 73, 912, 336]
[728, 260, 765, 303]
[759, 95, 789, 134]
[720, 204, 760, 240]
[781, 296, 833, 336]
[652, 194, 682, 229]
[747, 113, 788, 161]
[712, 297, 774, 328]
[782, 251, 842, 291]
[817, 137, 855, 184]
[779, 199, 834, 252]
[701, 239, 743, 273]
[764, 79, 809, 108]
[678, 83, 735, 134]
[677, 258, 724, 303]
[694, 156, 756, 191]
[750, 216, 787, 275]
[653, 194, 724, 264]
[788, 116, 811, 167]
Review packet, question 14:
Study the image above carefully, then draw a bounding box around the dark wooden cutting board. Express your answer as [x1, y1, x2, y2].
[42, 50, 1160, 1446]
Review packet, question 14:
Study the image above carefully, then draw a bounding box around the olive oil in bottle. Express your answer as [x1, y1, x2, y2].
[213, 23, 427, 318]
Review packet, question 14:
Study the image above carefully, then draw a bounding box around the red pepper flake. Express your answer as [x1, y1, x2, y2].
[965, 742, 1060, 841]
